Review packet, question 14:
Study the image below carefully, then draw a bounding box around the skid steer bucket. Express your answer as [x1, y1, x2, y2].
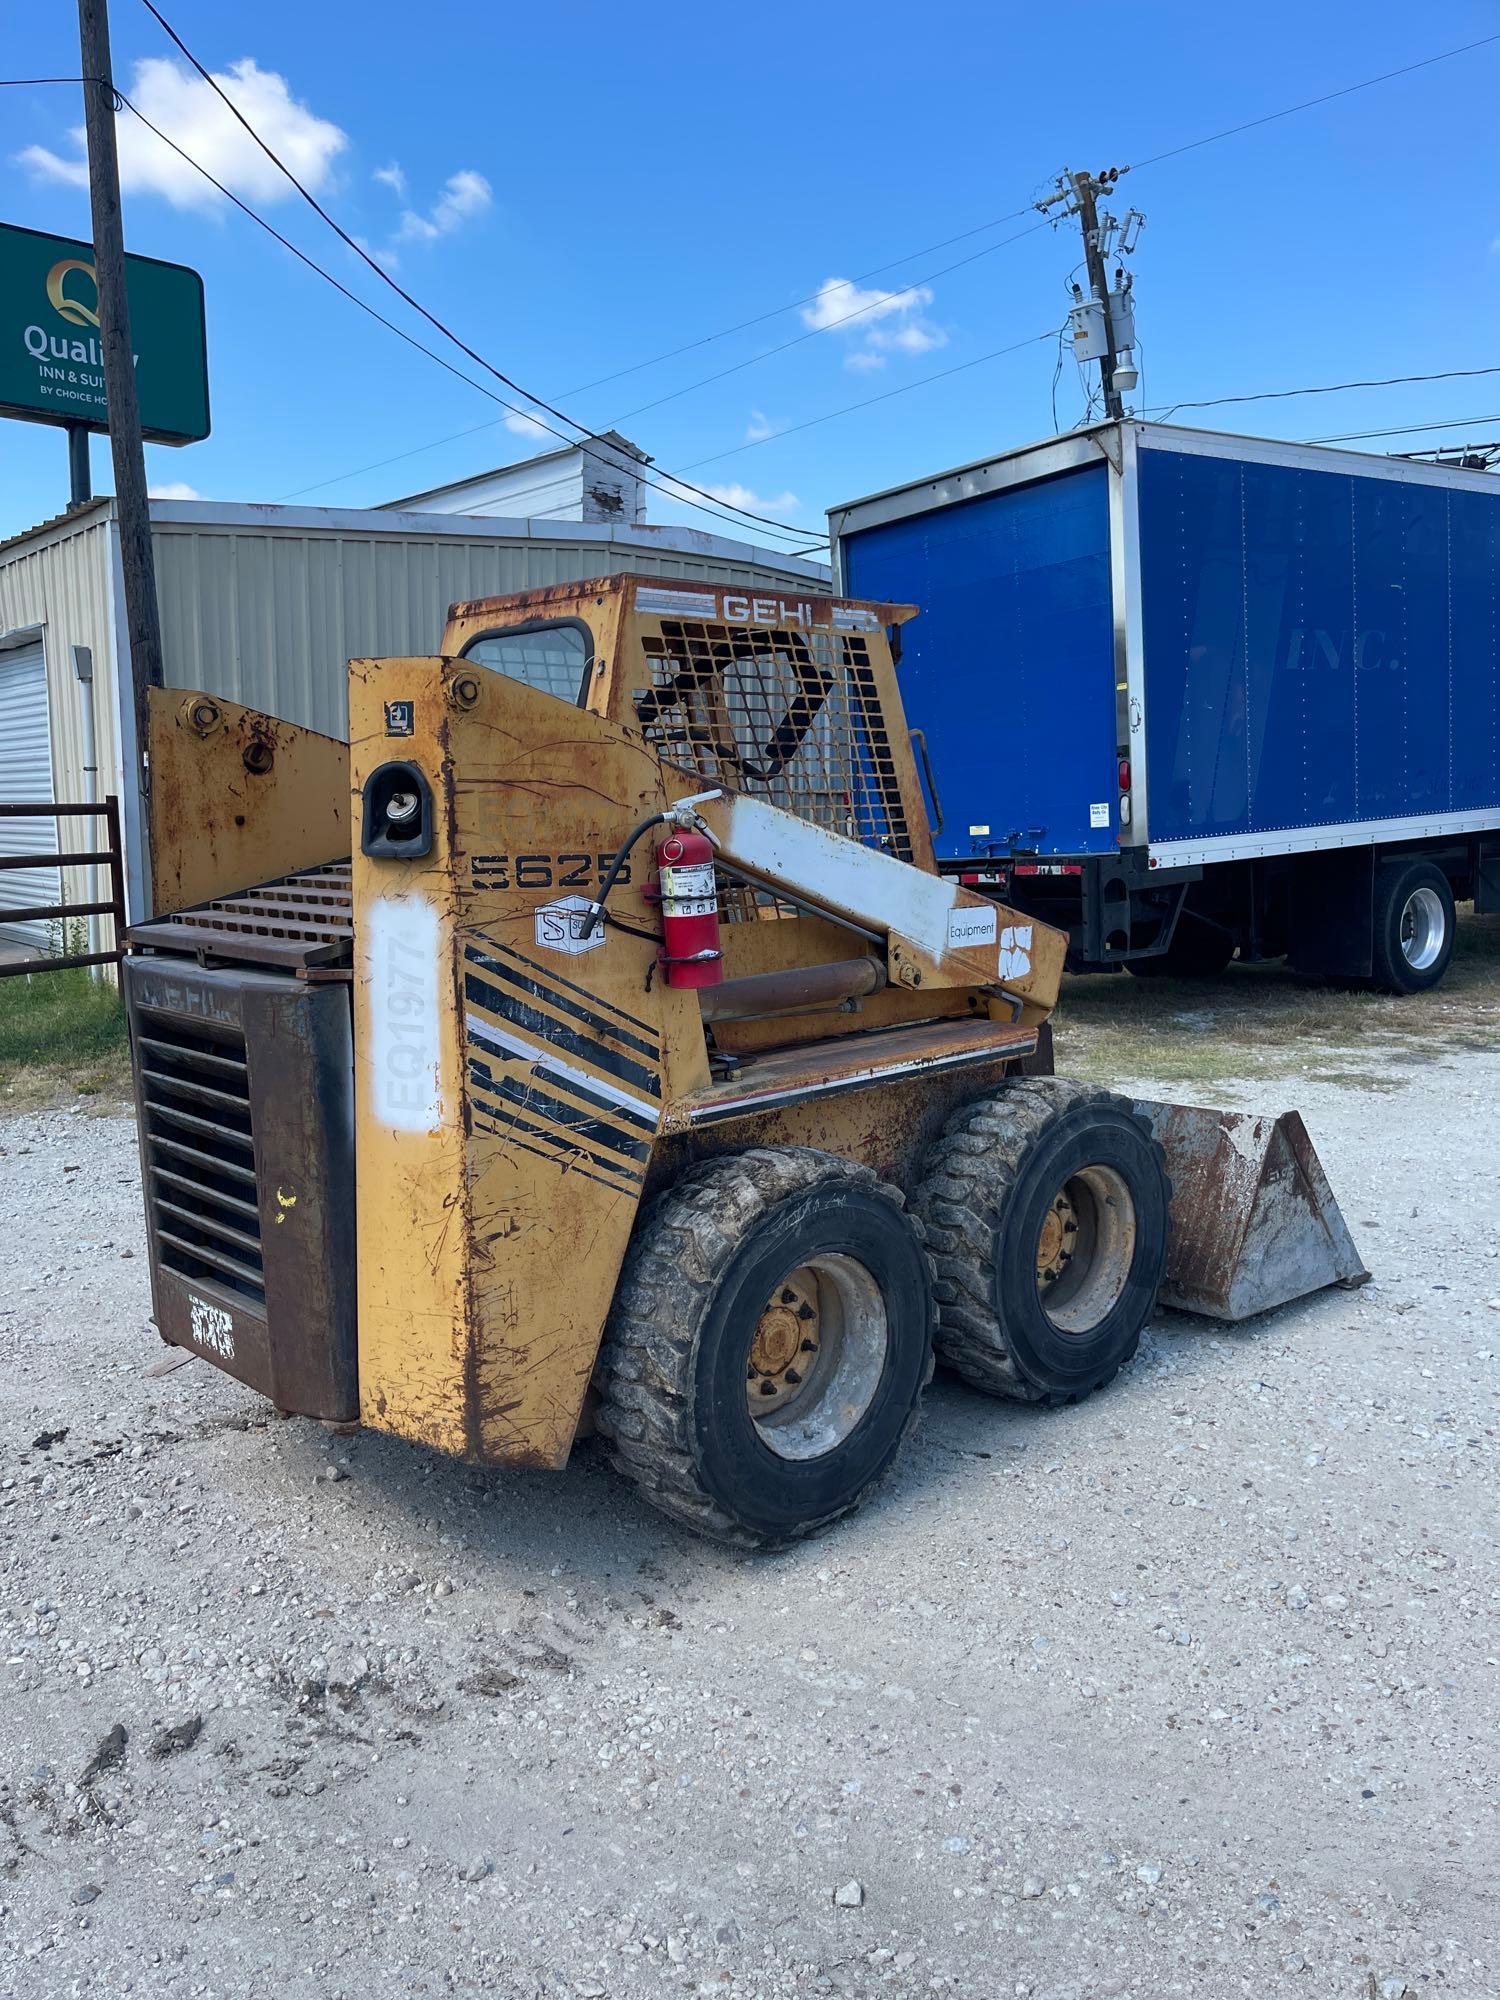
[1135, 1103, 1370, 1322]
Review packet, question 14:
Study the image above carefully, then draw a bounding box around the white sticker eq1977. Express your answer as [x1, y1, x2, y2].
[999, 924, 1034, 981]
[946, 904, 998, 951]
[1089, 802, 1111, 828]
[367, 894, 443, 1133]
[188, 1294, 235, 1360]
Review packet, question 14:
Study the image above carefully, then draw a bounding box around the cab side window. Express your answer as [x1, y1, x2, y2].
[461, 622, 592, 704]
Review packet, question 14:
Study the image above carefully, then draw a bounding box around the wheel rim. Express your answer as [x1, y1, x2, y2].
[1034, 1165, 1138, 1335]
[748, 1255, 889, 1461]
[1399, 885, 1446, 971]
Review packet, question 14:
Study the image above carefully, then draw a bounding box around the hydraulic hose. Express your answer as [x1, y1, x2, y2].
[578, 813, 670, 942]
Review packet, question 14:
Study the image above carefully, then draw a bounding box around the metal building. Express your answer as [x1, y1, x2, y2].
[0, 495, 829, 945]
[383, 429, 652, 525]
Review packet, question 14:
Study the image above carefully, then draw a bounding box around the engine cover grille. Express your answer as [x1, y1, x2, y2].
[124, 954, 357, 1420]
[137, 1015, 264, 1305]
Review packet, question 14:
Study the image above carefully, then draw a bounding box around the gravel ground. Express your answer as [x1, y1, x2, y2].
[1, 1038, 1497, 2000]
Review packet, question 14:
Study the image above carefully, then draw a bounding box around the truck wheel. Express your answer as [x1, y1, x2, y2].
[1370, 859, 1456, 994]
[912, 1078, 1169, 1404]
[595, 1149, 935, 1547]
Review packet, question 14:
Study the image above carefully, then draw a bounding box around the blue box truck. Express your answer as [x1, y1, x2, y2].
[831, 422, 1500, 992]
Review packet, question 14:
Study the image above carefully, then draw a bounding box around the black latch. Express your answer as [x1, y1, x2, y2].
[361, 761, 433, 859]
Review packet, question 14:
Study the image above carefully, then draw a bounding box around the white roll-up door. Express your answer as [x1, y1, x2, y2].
[0, 640, 60, 954]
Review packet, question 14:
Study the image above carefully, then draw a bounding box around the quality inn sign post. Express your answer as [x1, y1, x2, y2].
[0, 219, 209, 455]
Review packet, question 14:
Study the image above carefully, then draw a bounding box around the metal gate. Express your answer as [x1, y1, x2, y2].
[0, 639, 59, 952]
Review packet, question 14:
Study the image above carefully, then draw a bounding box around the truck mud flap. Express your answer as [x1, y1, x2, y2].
[1134, 1102, 1369, 1322]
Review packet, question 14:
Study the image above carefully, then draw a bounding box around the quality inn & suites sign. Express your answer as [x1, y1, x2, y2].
[0, 220, 209, 445]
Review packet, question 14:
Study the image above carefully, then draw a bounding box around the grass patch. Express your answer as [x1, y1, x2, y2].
[1053, 908, 1500, 1093]
[0, 964, 130, 1108]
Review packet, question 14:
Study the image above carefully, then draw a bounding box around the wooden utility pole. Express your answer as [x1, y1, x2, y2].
[77, 0, 163, 790]
[1068, 172, 1124, 423]
[1037, 167, 1140, 424]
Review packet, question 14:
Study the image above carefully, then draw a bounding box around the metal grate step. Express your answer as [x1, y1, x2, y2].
[128, 863, 353, 971]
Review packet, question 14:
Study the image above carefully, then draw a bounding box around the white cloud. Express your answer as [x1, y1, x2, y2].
[800, 276, 932, 334]
[703, 482, 800, 516]
[799, 274, 947, 370]
[503, 410, 551, 439]
[148, 480, 201, 500]
[868, 320, 946, 356]
[394, 169, 492, 246]
[373, 162, 408, 200]
[17, 56, 346, 214]
[745, 409, 775, 442]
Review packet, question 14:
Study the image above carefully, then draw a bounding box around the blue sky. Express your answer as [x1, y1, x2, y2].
[3, 0, 1499, 551]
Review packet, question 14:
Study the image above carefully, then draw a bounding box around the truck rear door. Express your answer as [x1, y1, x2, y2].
[837, 462, 1120, 862]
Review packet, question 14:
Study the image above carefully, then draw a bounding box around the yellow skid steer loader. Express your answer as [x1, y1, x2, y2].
[122, 576, 1364, 1544]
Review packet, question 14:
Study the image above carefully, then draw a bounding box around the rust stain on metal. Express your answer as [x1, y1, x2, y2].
[146, 687, 349, 918]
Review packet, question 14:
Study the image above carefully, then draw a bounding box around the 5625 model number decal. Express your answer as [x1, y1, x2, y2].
[470, 853, 630, 893]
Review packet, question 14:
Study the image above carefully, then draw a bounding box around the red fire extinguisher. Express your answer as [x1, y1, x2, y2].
[655, 829, 723, 988]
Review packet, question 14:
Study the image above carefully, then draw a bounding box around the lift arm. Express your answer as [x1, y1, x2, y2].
[666, 786, 1067, 1022]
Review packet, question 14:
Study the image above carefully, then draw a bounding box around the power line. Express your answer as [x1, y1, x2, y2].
[610, 220, 1052, 426]
[1151, 365, 1500, 420]
[112, 96, 817, 550]
[271, 30, 1500, 509]
[1129, 30, 1500, 171]
[106, 18, 1500, 535]
[369, 32, 1500, 447]
[134, 0, 815, 548]
[274, 215, 1048, 503]
[673, 331, 1060, 472]
[277, 418, 527, 502]
[1309, 412, 1500, 445]
[561, 207, 1039, 400]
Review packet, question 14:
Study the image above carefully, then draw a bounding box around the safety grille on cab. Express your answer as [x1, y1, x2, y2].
[135, 1014, 265, 1305]
[634, 622, 914, 865]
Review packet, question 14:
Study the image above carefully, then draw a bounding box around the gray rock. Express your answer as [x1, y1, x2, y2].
[833, 1880, 865, 1908]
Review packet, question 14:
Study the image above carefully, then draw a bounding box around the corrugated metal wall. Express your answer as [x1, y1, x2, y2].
[0, 502, 826, 926]
[0, 508, 119, 931]
[150, 518, 826, 739]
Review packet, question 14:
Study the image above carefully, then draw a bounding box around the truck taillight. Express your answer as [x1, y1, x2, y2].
[1118, 758, 1131, 790]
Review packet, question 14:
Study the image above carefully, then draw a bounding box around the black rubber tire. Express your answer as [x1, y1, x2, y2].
[912, 1077, 1170, 1404]
[1369, 858, 1456, 995]
[594, 1148, 936, 1547]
